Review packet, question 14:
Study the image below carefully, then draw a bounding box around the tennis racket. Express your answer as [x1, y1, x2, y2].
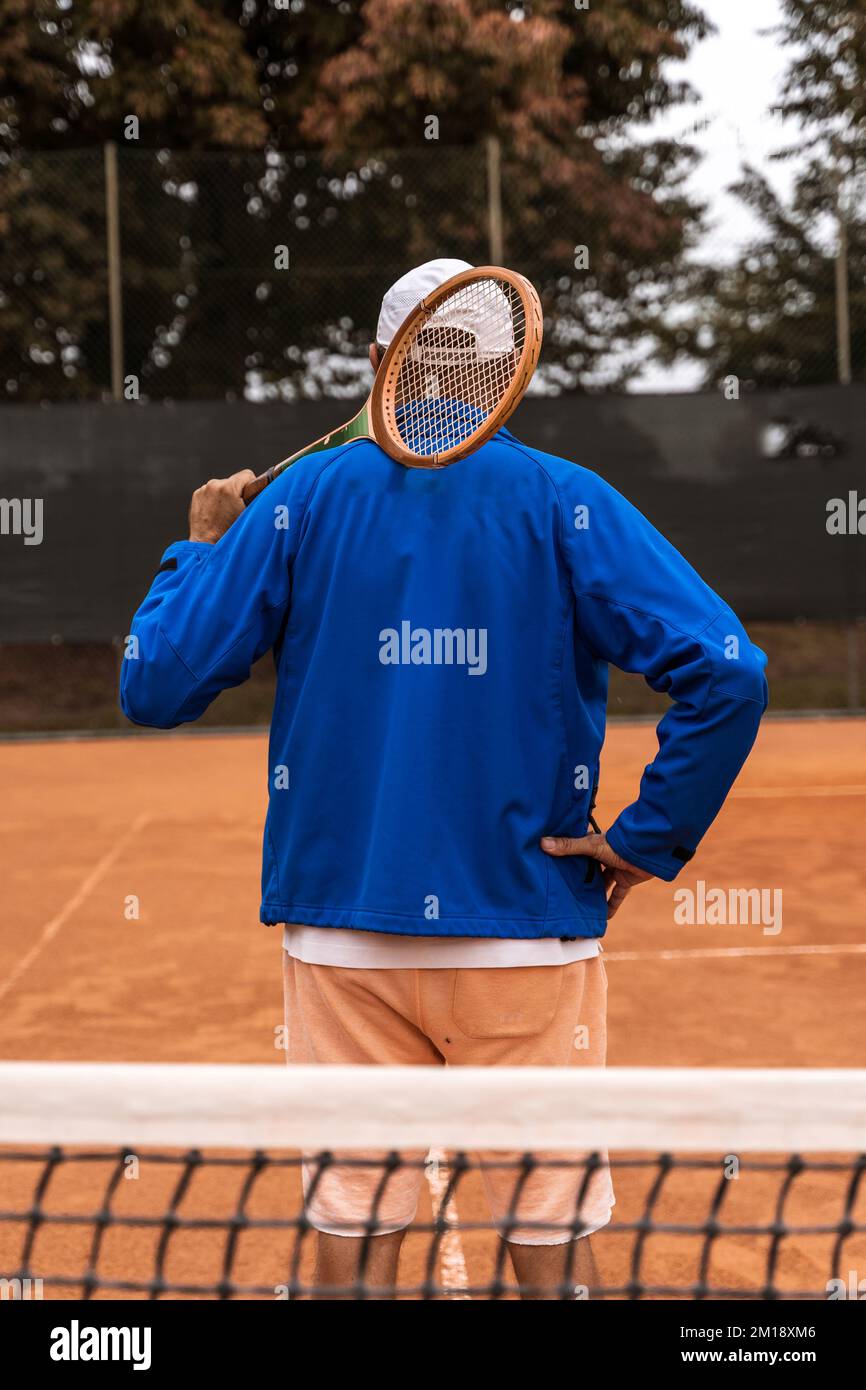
[241, 265, 543, 503]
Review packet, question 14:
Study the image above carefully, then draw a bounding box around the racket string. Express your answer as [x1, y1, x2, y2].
[392, 277, 528, 456]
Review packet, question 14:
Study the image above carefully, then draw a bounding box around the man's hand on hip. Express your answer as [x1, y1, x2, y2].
[540, 831, 653, 919]
[189, 470, 257, 544]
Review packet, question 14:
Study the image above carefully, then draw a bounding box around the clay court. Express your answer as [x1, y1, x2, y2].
[2, 715, 865, 1298]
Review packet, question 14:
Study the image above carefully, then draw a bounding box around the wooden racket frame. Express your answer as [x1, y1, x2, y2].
[242, 265, 542, 502]
[370, 265, 543, 468]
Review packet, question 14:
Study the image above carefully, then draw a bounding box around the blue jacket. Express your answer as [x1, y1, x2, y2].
[120, 428, 768, 939]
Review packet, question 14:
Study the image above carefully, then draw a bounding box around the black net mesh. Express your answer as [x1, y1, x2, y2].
[3, 1147, 865, 1301]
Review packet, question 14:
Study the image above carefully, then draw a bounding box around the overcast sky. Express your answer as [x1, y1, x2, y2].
[633, 0, 801, 389]
[660, 0, 799, 243]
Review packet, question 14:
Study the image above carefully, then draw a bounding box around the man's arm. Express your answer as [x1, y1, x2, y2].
[120, 461, 321, 728]
[541, 462, 768, 909]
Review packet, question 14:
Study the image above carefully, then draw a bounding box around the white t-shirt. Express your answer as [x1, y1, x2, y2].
[282, 924, 600, 969]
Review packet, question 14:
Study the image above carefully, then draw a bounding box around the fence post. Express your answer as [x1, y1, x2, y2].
[835, 182, 852, 387]
[486, 136, 504, 264]
[104, 141, 124, 401]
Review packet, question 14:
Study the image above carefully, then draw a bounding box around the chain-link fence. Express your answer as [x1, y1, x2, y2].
[2, 145, 487, 404]
[3, 144, 864, 404]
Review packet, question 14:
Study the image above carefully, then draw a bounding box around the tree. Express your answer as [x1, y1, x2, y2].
[771, 0, 866, 165]
[1, 0, 714, 399]
[300, 0, 714, 389]
[0, 0, 269, 399]
[689, 0, 866, 389]
[0, 3, 100, 397]
[691, 166, 866, 389]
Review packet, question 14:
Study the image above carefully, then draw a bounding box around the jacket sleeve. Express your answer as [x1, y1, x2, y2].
[554, 467, 769, 881]
[120, 458, 326, 728]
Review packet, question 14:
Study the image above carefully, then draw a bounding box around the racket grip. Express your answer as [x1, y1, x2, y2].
[241, 467, 275, 505]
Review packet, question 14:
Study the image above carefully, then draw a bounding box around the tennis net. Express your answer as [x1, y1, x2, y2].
[1, 1063, 864, 1301]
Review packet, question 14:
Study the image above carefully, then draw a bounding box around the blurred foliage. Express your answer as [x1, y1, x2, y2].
[685, 0, 866, 389]
[771, 0, 866, 160]
[691, 170, 866, 390]
[0, 0, 713, 400]
[5, 1, 863, 398]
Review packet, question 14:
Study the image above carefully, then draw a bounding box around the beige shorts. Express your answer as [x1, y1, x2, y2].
[282, 951, 614, 1245]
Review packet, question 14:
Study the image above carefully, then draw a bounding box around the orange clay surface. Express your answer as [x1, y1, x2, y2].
[1, 717, 865, 1299]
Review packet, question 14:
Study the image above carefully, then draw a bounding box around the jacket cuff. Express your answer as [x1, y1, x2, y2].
[162, 539, 214, 561]
[605, 821, 694, 883]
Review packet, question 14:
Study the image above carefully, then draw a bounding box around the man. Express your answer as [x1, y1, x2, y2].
[121, 257, 768, 1299]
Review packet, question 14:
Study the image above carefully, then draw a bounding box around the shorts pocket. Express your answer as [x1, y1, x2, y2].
[451, 966, 565, 1040]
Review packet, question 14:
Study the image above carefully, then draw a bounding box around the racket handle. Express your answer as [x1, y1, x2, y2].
[241, 466, 276, 505]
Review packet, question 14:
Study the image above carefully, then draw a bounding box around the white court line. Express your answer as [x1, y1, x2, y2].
[605, 943, 866, 962]
[424, 1148, 471, 1300]
[0, 812, 152, 1006]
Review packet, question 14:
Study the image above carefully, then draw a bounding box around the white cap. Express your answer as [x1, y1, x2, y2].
[375, 258, 473, 348]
